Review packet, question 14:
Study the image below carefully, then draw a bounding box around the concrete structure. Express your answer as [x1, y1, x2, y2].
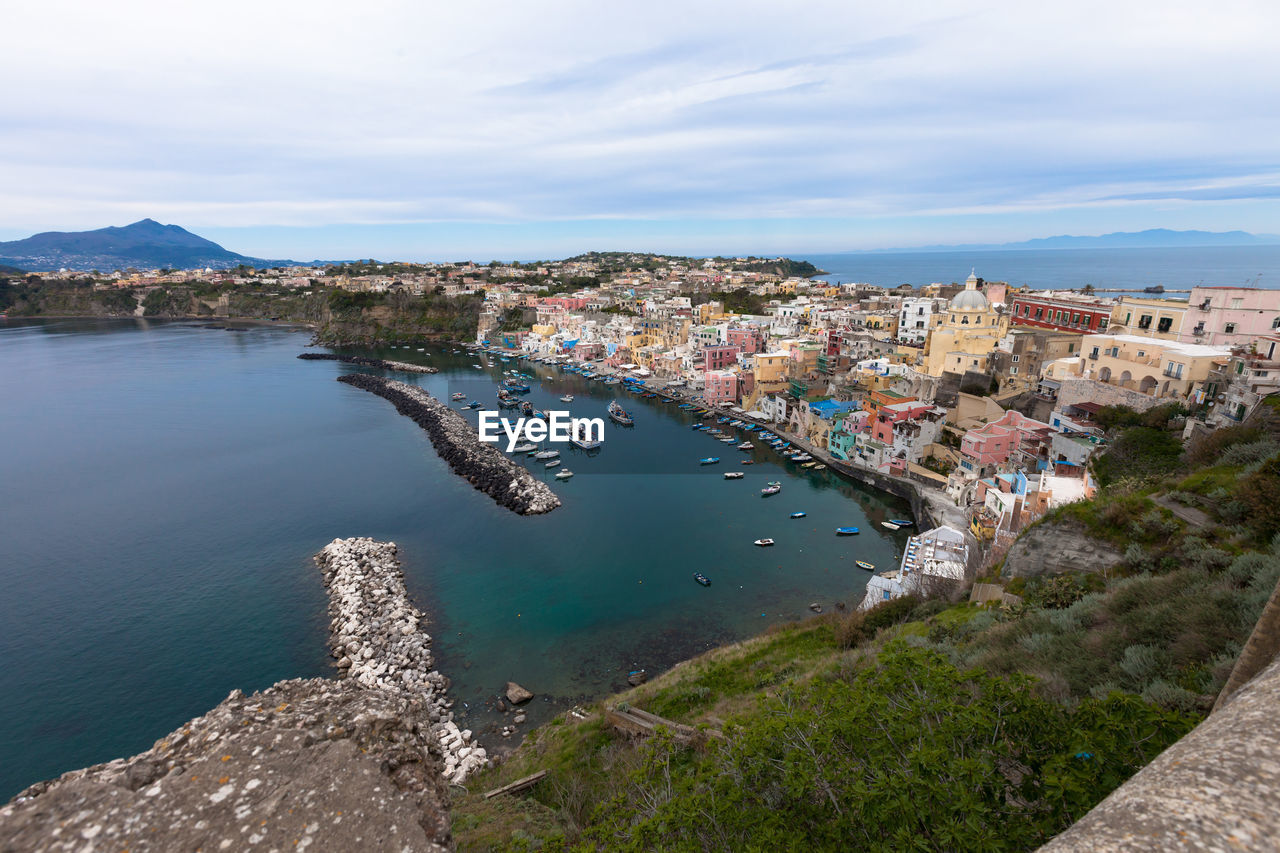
[860, 525, 969, 609]
[1180, 286, 1280, 347]
[1044, 334, 1231, 401]
[1108, 296, 1187, 340]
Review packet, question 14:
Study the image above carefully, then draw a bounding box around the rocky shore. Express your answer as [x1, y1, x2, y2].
[337, 373, 561, 515]
[297, 352, 439, 373]
[315, 537, 488, 784]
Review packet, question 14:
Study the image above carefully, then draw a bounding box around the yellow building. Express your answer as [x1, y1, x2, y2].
[1043, 334, 1230, 399]
[1108, 297, 1187, 340]
[923, 273, 1008, 376]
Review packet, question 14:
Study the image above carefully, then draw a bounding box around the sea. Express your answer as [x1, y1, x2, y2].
[804, 245, 1280, 294]
[4, 243, 1277, 800]
[0, 319, 909, 799]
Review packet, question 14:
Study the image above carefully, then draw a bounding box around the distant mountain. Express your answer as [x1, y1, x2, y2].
[0, 263, 24, 275]
[0, 219, 292, 271]
[855, 229, 1280, 254]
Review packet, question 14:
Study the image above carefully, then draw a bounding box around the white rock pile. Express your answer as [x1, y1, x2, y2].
[315, 537, 489, 784]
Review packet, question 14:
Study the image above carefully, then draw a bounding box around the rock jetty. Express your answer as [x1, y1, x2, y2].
[297, 352, 439, 373]
[316, 537, 488, 785]
[337, 373, 561, 515]
[0, 678, 454, 852]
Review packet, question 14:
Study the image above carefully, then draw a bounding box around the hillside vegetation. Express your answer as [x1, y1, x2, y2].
[452, 406, 1280, 851]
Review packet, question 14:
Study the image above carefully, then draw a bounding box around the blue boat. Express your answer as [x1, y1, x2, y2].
[889, 519, 913, 527]
[691, 423, 704, 430]
[700, 457, 720, 465]
[694, 572, 711, 587]
[836, 527, 860, 536]
[790, 512, 807, 519]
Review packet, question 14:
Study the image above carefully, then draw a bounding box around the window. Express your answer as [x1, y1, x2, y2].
[1090, 346, 1100, 359]
[1237, 361, 1245, 374]
[1011, 366, 1018, 374]
[1137, 351, 1145, 358]
[1124, 312, 1132, 325]
[1138, 314, 1153, 329]
[1068, 343, 1075, 353]
[1035, 308, 1043, 320]
[1157, 317, 1172, 333]
[1272, 317, 1280, 330]
[1071, 313, 1080, 325]
[1012, 354, 1020, 362]
[1225, 323, 1237, 334]
[1098, 318, 1108, 331]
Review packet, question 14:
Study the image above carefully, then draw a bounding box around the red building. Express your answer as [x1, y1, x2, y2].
[726, 327, 764, 354]
[1010, 293, 1112, 334]
[702, 344, 742, 371]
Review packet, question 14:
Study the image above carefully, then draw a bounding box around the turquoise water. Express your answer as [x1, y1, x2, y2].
[0, 320, 909, 798]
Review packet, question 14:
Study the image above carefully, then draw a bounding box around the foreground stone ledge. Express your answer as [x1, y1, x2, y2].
[337, 373, 561, 515]
[0, 678, 453, 853]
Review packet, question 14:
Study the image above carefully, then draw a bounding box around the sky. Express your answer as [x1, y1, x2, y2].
[3, 0, 1280, 260]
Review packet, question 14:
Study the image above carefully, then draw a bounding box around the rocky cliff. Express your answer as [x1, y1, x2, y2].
[1001, 519, 1123, 578]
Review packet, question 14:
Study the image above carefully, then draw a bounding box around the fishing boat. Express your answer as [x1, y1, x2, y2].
[694, 572, 711, 587]
[882, 522, 901, 530]
[855, 560, 875, 571]
[790, 512, 807, 519]
[741, 459, 755, 465]
[533, 450, 560, 460]
[532, 409, 548, 419]
[794, 454, 812, 462]
[889, 519, 913, 527]
[761, 481, 781, 496]
[512, 443, 536, 453]
[737, 442, 754, 450]
[754, 538, 775, 547]
[464, 401, 483, 409]
[571, 437, 603, 450]
[836, 527, 860, 536]
[608, 400, 634, 426]
[519, 401, 533, 415]
[700, 457, 721, 465]
[560, 394, 574, 403]
[691, 423, 704, 430]
[450, 392, 466, 401]
[555, 469, 574, 480]
[812, 464, 827, 470]
[544, 459, 560, 468]
[724, 472, 744, 479]
[499, 397, 520, 409]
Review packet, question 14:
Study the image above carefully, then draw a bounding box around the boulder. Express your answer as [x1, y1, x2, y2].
[505, 682, 533, 704]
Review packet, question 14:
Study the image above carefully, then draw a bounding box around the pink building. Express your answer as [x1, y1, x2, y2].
[959, 410, 1053, 478]
[869, 401, 936, 445]
[703, 344, 742, 371]
[727, 327, 764, 354]
[542, 296, 592, 311]
[704, 370, 739, 405]
[1181, 287, 1280, 347]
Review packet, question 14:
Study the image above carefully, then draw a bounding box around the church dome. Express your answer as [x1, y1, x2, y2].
[951, 271, 988, 311]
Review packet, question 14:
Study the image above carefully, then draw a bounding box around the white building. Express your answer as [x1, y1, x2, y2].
[898, 297, 939, 344]
[859, 525, 969, 610]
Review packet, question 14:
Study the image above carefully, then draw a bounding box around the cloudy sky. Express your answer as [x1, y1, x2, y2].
[4, 0, 1279, 259]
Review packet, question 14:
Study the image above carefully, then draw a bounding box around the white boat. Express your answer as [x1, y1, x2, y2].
[544, 459, 561, 468]
[450, 392, 466, 401]
[724, 472, 744, 479]
[754, 538, 775, 546]
[560, 395, 574, 403]
[511, 443, 536, 453]
[533, 450, 560, 460]
[761, 483, 781, 496]
[737, 442, 754, 450]
[882, 521, 901, 530]
[555, 469, 574, 480]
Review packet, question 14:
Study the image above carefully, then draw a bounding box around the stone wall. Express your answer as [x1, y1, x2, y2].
[1001, 519, 1123, 578]
[1056, 378, 1165, 412]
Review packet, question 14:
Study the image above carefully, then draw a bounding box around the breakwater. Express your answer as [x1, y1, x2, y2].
[337, 373, 561, 515]
[316, 537, 488, 784]
[297, 352, 439, 373]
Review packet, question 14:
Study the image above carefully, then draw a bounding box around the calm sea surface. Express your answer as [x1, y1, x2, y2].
[0, 319, 910, 799]
[803, 245, 1280, 293]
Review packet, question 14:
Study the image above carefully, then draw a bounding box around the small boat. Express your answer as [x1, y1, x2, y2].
[855, 560, 875, 571]
[754, 539, 775, 547]
[889, 519, 913, 527]
[812, 464, 827, 470]
[691, 424, 704, 430]
[544, 459, 560, 468]
[512, 443, 536, 453]
[532, 409, 548, 419]
[520, 401, 533, 415]
[533, 450, 560, 460]
[761, 482, 781, 496]
[560, 394, 574, 403]
[836, 527, 860, 536]
[700, 457, 720, 465]
[472, 364, 483, 369]
[451, 392, 466, 401]
[882, 522, 901, 531]
[464, 401, 483, 409]
[724, 472, 744, 479]
[571, 437, 603, 450]
[694, 572, 711, 587]
[608, 400, 634, 426]
[741, 459, 754, 465]
[790, 512, 807, 519]
[802, 462, 817, 469]
[737, 442, 754, 450]
[719, 437, 736, 443]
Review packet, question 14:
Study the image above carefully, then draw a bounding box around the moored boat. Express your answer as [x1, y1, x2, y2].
[889, 519, 913, 527]
[790, 511, 807, 518]
[761, 481, 781, 496]
[836, 527, 860, 535]
[608, 400, 634, 426]
[724, 472, 744, 479]
[700, 457, 721, 465]
[855, 560, 875, 571]
[555, 469, 574, 480]
[544, 459, 560, 468]
[694, 572, 711, 586]
[512, 443, 536, 453]
[533, 450, 560, 460]
[882, 521, 901, 530]
[560, 394, 574, 403]
[450, 392, 466, 401]
[737, 442, 754, 450]
[754, 538, 774, 546]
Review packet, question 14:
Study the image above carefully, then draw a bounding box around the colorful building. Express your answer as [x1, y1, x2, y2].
[1009, 292, 1113, 334]
[1179, 287, 1280, 347]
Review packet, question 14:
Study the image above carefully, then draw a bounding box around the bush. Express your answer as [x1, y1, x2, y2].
[1093, 427, 1184, 487]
